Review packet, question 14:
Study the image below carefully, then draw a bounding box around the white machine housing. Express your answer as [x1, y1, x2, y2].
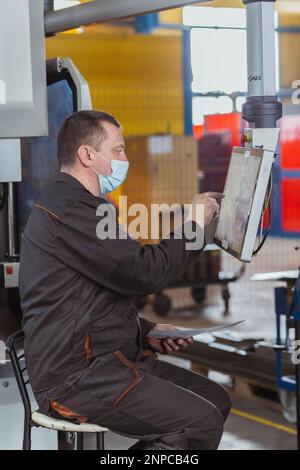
[0, 0, 48, 138]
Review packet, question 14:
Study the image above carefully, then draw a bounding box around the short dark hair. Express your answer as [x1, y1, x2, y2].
[57, 110, 121, 168]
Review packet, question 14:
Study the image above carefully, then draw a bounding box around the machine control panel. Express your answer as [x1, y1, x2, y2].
[0, 262, 19, 288]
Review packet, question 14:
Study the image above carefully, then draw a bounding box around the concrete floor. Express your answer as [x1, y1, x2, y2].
[0, 236, 299, 450]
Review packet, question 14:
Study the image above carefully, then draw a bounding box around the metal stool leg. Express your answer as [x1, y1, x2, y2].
[23, 422, 32, 450]
[77, 432, 84, 450]
[22, 376, 32, 450]
[57, 431, 76, 450]
[96, 432, 105, 450]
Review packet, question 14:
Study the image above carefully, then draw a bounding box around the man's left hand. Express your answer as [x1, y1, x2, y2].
[147, 324, 193, 355]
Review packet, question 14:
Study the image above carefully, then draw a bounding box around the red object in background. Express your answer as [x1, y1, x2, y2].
[204, 112, 243, 147]
[282, 179, 300, 232]
[262, 207, 270, 231]
[6, 266, 13, 275]
[195, 113, 243, 193]
[193, 124, 204, 140]
[197, 131, 233, 193]
[280, 115, 300, 170]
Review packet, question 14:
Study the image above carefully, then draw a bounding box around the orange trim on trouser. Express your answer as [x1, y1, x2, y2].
[50, 400, 87, 423]
[85, 335, 92, 362]
[112, 350, 143, 407]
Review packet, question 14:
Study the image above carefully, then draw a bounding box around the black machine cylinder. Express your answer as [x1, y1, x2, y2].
[242, 96, 283, 128]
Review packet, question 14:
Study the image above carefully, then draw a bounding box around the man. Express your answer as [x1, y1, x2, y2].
[19, 110, 231, 450]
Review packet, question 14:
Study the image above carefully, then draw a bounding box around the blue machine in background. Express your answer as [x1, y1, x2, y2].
[274, 267, 300, 448]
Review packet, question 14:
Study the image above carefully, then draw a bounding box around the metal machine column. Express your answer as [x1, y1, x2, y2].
[7, 183, 18, 261]
[242, 0, 282, 130]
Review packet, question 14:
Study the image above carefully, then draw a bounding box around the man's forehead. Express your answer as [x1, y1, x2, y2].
[101, 121, 124, 144]
[102, 120, 121, 134]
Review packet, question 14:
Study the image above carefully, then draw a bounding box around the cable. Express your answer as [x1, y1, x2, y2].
[264, 171, 273, 209]
[252, 172, 273, 256]
[253, 203, 271, 256]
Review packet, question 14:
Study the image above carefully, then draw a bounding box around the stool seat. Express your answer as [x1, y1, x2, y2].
[31, 410, 108, 434]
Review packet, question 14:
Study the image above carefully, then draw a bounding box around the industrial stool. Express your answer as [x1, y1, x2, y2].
[5, 330, 108, 450]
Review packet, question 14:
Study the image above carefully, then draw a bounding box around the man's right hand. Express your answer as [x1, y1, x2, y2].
[187, 192, 225, 228]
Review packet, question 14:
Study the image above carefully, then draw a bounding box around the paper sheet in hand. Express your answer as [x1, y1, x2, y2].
[147, 321, 244, 339]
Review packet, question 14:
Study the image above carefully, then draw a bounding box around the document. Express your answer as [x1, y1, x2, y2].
[147, 321, 245, 339]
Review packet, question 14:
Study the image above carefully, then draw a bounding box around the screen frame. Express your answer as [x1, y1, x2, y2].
[214, 146, 274, 262]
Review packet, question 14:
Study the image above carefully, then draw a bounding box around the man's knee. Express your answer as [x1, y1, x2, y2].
[188, 406, 224, 449]
[217, 385, 232, 421]
[206, 379, 232, 421]
[204, 406, 224, 433]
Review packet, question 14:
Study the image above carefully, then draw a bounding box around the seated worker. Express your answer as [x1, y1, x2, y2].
[19, 110, 231, 450]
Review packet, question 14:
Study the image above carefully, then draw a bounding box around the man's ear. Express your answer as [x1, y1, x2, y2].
[77, 146, 91, 167]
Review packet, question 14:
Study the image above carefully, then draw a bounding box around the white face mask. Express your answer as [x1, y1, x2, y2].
[90, 148, 129, 195]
